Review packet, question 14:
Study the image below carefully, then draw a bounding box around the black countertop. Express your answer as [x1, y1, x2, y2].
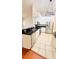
[22, 27, 40, 35]
[22, 24, 46, 35]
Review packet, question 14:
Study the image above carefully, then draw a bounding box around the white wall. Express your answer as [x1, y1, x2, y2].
[22, 0, 33, 29]
[36, 16, 52, 24]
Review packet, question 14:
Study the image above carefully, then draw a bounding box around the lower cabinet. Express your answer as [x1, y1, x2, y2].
[41, 28, 46, 33]
[31, 29, 40, 47]
[22, 29, 40, 49]
[22, 35, 31, 49]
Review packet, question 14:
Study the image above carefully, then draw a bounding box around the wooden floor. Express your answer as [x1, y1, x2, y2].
[22, 48, 47, 59]
[22, 48, 30, 56]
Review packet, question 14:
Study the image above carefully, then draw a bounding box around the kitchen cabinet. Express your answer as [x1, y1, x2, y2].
[22, 34, 31, 49]
[41, 28, 46, 33]
[31, 29, 40, 47]
[22, 29, 40, 49]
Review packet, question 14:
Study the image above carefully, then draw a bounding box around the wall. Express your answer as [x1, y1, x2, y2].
[36, 16, 52, 24]
[22, 0, 33, 29]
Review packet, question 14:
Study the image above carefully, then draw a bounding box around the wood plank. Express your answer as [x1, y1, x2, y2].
[22, 48, 47, 59]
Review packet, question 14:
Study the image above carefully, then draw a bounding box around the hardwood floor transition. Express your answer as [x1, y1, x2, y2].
[22, 48, 47, 59]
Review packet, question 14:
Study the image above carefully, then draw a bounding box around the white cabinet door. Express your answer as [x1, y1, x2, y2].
[41, 28, 45, 33]
[22, 35, 31, 49]
[36, 29, 40, 39]
[31, 29, 40, 47]
[31, 33, 36, 46]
